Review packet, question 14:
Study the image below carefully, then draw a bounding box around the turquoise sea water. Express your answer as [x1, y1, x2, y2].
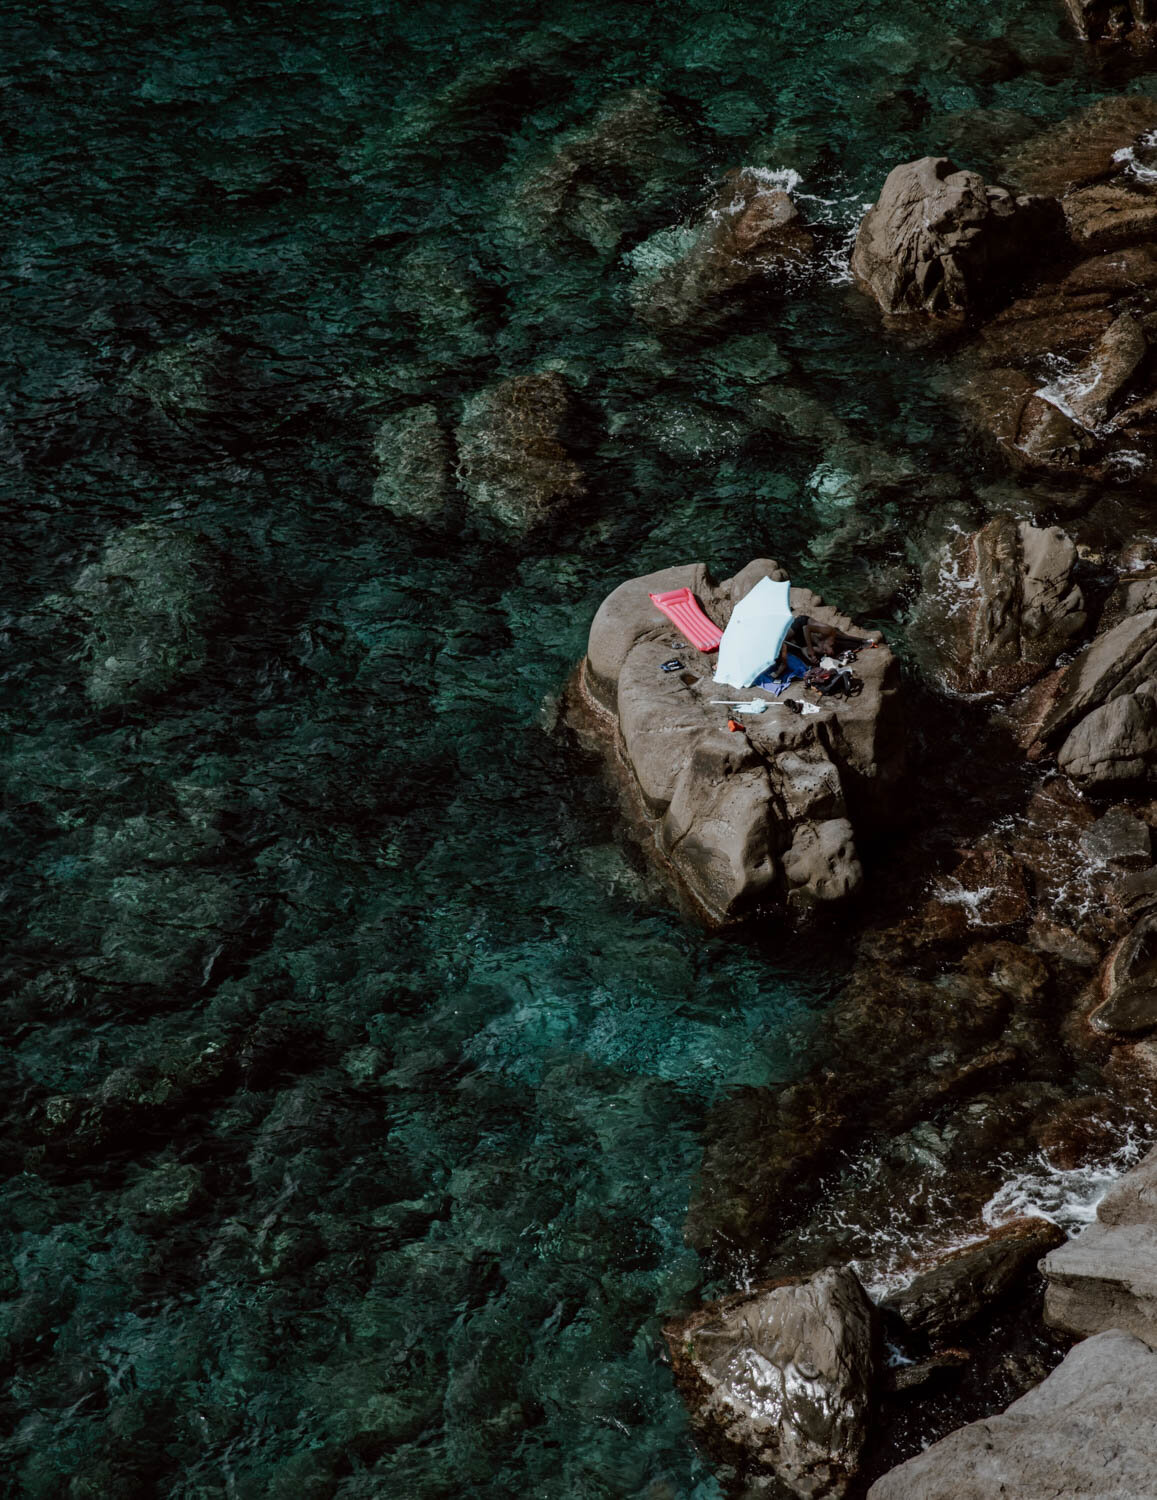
[1, 2, 1150, 1495]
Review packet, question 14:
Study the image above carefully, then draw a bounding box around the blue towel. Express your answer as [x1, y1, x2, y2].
[753, 651, 809, 692]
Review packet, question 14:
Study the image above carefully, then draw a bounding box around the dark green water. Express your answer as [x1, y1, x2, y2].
[1, 2, 1149, 1495]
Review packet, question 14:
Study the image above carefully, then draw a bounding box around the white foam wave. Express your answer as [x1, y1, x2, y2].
[983, 1133, 1149, 1236]
[1112, 129, 1157, 185]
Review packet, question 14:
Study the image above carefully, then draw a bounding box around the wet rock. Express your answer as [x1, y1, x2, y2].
[573, 559, 903, 922]
[1091, 911, 1157, 1036]
[633, 168, 814, 329]
[960, 367, 1095, 474]
[1064, 181, 1157, 251]
[851, 157, 1051, 317]
[882, 1217, 1064, 1344]
[1031, 1093, 1136, 1168]
[1063, 0, 1157, 43]
[456, 371, 584, 535]
[370, 405, 456, 522]
[868, 1330, 1157, 1498]
[914, 846, 1031, 942]
[1080, 807, 1153, 868]
[1024, 608, 1157, 760]
[1000, 95, 1157, 196]
[666, 1266, 879, 1499]
[72, 522, 221, 707]
[915, 518, 1085, 694]
[1058, 312, 1149, 430]
[513, 89, 694, 253]
[1042, 1145, 1157, 1344]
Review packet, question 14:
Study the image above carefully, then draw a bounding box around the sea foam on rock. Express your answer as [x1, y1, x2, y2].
[913, 517, 1086, 695]
[574, 559, 903, 923]
[1042, 1142, 1157, 1347]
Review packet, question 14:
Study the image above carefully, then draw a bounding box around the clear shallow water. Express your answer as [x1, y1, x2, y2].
[0, 1, 1150, 1495]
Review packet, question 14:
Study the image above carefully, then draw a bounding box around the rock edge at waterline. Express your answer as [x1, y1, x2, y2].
[571, 559, 904, 924]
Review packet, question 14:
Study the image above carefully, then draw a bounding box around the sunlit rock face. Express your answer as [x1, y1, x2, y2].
[575, 558, 904, 922]
[868, 1330, 1157, 1499]
[851, 156, 1052, 317]
[911, 518, 1086, 696]
[666, 1266, 879, 1498]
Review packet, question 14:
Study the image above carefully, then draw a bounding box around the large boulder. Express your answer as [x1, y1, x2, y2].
[914, 518, 1086, 694]
[851, 157, 1050, 317]
[666, 1266, 879, 1499]
[574, 559, 903, 922]
[456, 372, 584, 535]
[633, 168, 814, 329]
[868, 1330, 1157, 1498]
[1042, 1144, 1157, 1345]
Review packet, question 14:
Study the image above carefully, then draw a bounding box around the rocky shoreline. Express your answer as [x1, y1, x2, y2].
[564, 85, 1157, 1497]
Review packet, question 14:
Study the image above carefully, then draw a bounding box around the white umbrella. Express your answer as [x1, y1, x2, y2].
[713, 576, 794, 689]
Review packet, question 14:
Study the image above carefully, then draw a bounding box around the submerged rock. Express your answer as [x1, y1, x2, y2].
[666, 1266, 878, 1499]
[573, 558, 903, 922]
[851, 157, 1050, 317]
[633, 168, 815, 329]
[868, 1330, 1157, 1498]
[1042, 1144, 1157, 1345]
[914, 518, 1086, 695]
[883, 1217, 1064, 1344]
[371, 404, 456, 523]
[1000, 95, 1157, 197]
[456, 371, 584, 535]
[512, 88, 694, 253]
[72, 522, 220, 707]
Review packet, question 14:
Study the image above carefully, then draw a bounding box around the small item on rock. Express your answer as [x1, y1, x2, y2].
[727, 717, 745, 733]
[659, 658, 683, 673]
[648, 586, 724, 651]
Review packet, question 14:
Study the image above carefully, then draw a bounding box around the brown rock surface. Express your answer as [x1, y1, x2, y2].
[882, 1217, 1065, 1343]
[456, 371, 584, 535]
[851, 156, 1052, 317]
[1063, 0, 1157, 42]
[666, 1266, 878, 1499]
[914, 518, 1086, 694]
[1091, 911, 1157, 1036]
[1000, 94, 1157, 195]
[575, 559, 902, 922]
